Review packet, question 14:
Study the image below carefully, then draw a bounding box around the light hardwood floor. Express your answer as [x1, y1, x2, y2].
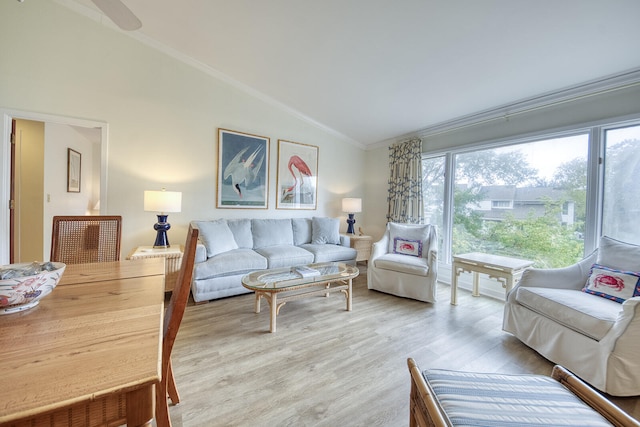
[168, 266, 640, 426]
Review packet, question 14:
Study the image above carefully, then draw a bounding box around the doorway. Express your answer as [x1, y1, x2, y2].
[1, 110, 108, 265]
[12, 118, 45, 262]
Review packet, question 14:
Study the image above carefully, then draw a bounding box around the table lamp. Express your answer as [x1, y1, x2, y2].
[342, 198, 362, 235]
[144, 189, 182, 248]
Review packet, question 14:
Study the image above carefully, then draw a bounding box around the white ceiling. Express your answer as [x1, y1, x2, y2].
[64, 0, 640, 147]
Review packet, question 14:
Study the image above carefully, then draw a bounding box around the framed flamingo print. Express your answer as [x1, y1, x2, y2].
[217, 128, 269, 209]
[276, 140, 318, 209]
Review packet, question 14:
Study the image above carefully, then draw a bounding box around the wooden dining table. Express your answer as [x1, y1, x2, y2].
[0, 258, 166, 427]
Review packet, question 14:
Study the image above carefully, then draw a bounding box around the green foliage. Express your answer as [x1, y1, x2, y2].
[451, 150, 585, 268]
[452, 202, 583, 268]
[453, 188, 484, 236]
[456, 150, 538, 188]
[552, 158, 587, 233]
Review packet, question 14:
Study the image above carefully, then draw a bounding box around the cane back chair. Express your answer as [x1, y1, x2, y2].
[50, 215, 122, 264]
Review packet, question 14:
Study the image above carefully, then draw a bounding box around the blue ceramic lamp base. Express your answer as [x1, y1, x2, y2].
[346, 213, 356, 235]
[153, 214, 171, 248]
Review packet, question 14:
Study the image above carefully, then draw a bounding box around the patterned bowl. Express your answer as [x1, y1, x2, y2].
[0, 262, 66, 315]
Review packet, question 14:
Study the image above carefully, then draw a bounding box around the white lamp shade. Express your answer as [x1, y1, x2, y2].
[144, 190, 182, 213]
[342, 198, 362, 213]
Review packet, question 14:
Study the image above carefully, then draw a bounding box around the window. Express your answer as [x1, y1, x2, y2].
[602, 124, 640, 245]
[491, 200, 512, 209]
[422, 156, 446, 255]
[423, 129, 608, 268]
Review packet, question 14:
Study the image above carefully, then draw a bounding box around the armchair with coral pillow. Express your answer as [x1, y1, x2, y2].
[367, 222, 438, 303]
[503, 236, 640, 396]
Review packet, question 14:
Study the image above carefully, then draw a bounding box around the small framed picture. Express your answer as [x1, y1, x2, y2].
[276, 140, 318, 209]
[217, 128, 269, 208]
[67, 148, 81, 193]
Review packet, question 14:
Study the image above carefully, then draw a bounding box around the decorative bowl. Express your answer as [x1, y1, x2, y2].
[0, 262, 66, 315]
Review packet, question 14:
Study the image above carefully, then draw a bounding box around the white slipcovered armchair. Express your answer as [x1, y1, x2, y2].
[367, 222, 438, 303]
[503, 236, 640, 396]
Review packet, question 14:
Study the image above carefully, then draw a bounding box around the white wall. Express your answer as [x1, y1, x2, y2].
[43, 123, 100, 260]
[0, 1, 365, 260]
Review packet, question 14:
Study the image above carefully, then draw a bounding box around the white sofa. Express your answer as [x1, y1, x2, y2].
[503, 236, 640, 396]
[368, 222, 438, 303]
[190, 217, 357, 303]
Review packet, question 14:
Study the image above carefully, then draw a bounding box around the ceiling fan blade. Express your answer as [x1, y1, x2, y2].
[91, 0, 142, 31]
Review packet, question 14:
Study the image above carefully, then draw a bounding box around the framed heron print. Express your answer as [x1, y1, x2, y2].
[217, 128, 269, 208]
[276, 139, 318, 209]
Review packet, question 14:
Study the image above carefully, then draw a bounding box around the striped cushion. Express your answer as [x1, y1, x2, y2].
[423, 369, 613, 427]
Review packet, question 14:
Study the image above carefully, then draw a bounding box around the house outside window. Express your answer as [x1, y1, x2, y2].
[491, 200, 512, 209]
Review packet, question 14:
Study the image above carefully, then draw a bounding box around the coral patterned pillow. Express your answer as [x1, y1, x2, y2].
[393, 238, 423, 257]
[582, 264, 640, 303]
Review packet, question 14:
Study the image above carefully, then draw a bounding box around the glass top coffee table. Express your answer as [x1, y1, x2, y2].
[241, 262, 359, 332]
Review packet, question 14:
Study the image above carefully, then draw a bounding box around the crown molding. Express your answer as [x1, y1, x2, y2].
[370, 67, 640, 150]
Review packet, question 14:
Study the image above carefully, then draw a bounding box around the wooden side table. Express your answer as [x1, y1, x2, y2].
[128, 245, 184, 292]
[344, 234, 372, 263]
[451, 252, 534, 305]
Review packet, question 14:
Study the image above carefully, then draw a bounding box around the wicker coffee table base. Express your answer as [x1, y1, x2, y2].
[254, 279, 353, 333]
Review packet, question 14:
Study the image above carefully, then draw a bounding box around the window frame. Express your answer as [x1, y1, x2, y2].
[423, 115, 640, 266]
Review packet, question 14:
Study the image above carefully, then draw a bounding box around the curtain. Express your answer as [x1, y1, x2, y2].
[387, 138, 424, 224]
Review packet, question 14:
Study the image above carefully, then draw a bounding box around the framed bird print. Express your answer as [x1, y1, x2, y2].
[217, 128, 269, 208]
[276, 139, 318, 209]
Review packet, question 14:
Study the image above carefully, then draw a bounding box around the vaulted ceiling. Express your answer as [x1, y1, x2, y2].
[63, 0, 640, 147]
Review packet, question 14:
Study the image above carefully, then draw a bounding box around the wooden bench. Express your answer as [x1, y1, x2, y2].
[407, 358, 640, 427]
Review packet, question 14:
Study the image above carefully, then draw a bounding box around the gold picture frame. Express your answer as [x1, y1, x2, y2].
[67, 148, 81, 193]
[276, 140, 318, 210]
[216, 128, 269, 209]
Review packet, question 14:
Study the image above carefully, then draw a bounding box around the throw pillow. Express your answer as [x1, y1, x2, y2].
[582, 263, 640, 303]
[252, 219, 294, 248]
[311, 217, 340, 245]
[226, 219, 253, 249]
[393, 237, 423, 257]
[387, 222, 430, 256]
[194, 220, 238, 258]
[597, 236, 640, 272]
[292, 218, 312, 245]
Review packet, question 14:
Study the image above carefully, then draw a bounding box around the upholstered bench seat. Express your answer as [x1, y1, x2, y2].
[422, 369, 613, 426]
[407, 358, 640, 427]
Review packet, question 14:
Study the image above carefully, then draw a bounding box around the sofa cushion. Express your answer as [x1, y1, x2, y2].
[193, 248, 267, 279]
[300, 243, 357, 263]
[597, 236, 640, 272]
[292, 218, 312, 245]
[227, 218, 253, 249]
[252, 219, 294, 248]
[373, 253, 429, 276]
[387, 223, 430, 257]
[311, 217, 340, 244]
[193, 219, 238, 258]
[515, 287, 620, 341]
[255, 245, 314, 268]
[582, 264, 640, 303]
